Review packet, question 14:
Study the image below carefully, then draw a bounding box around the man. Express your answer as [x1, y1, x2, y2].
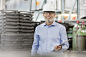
[31, 3, 69, 56]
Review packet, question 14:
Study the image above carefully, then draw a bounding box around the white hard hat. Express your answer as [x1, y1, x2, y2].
[43, 3, 55, 12]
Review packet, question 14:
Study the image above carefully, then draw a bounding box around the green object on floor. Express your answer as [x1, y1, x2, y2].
[77, 26, 86, 51]
[73, 20, 80, 51]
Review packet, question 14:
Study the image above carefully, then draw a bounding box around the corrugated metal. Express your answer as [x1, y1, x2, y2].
[0, 10, 36, 50]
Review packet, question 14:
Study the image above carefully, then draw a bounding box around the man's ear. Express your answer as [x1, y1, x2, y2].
[43, 14, 44, 16]
[54, 14, 56, 16]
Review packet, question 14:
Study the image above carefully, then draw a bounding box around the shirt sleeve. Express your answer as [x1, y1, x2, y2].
[31, 27, 39, 55]
[60, 26, 69, 51]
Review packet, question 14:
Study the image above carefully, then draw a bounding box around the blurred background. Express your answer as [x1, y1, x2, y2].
[0, 0, 86, 57]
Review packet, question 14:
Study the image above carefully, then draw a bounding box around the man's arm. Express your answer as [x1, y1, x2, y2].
[31, 27, 39, 55]
[54, 26, 69, 51]
[59, 26, 69, 51]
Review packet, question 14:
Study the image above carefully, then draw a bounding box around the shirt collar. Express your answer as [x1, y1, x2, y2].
[43, 21, 56, 26]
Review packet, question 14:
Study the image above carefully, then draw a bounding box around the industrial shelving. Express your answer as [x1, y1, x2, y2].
[32, 0, 80, 23]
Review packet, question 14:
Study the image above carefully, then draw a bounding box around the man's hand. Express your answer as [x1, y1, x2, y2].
[54, 45, 62, 51]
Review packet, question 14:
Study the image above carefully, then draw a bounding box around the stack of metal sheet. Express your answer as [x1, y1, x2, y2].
[0, 10, 3, 44]
[1, 10, 19, 34]
[0, 11, 35, 50]
[0, 11, 1, 32]
[19, 11, 35, 34]
[1, 34, 34, 50]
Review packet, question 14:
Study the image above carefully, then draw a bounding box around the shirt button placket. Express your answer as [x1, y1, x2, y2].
[45, 26, 47, 53]
[47, 26, 50, 53]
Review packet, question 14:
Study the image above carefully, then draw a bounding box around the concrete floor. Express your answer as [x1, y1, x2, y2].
[0, 51, 31, 57]
[0, 50, 86, 57]
[64, 51, 86, 57]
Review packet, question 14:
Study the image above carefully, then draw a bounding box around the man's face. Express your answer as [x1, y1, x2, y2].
[43, 11, 55, 22]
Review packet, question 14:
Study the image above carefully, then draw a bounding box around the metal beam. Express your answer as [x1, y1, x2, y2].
[61, 0, 65, 23]
[35, 13, 40, 21]
[77, 0, 80, 19]
[41, 0, 47, 9]
[56, 0, 58, 10]
[66, 0, 77, 20]
[29, 0, 32, 11]
[35, 0, 37, 10]
[44, 0, 47, 4]
[0, 0, 5, 10]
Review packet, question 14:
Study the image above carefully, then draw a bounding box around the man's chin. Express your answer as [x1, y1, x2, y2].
[45, 20, 53, 23]
[47, 19, 52, 21]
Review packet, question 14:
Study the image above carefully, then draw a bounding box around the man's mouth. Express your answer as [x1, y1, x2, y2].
[46, 17, 51, 19]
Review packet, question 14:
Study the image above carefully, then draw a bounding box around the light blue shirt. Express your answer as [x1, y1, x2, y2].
[31, 21, 69, 55]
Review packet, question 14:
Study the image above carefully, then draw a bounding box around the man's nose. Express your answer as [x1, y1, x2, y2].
[47, 13, 50, 15]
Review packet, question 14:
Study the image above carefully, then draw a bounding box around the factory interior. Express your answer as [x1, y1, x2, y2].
[0, 0, 86, 57]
